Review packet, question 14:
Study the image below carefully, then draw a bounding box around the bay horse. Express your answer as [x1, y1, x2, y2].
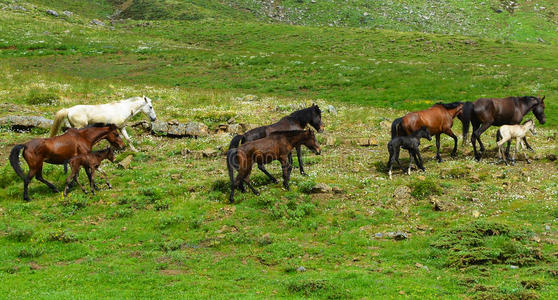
[497, 120, 537, 165]
[64, 147, 116, 197]
[226, 129, 321, 203]
[387, 126, 432, 179]
[228, 104, 324, 181]
[50, 96, 157, 152]
[9, 124, 125, 201]
[463, 96, 546, 160]
[391, 102, 463, 162]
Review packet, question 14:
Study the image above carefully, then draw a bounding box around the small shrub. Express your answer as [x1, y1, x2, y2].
[157, 215, 184, 229]
[521, 279, 544, 290]
[410, 179, 442, 200]
[160, 239, 184, 252]
[47, 230, 78, 243]
[39, 213, 58, 222]
[7, 227, 34, 242]
[112, 208, 134, 218]
[286, 279, 330, 296]
[188, 216, 203, 229]
[140, 187, 163, 201]
[24, 88, 58, 105]
[17, 247, 44, 258]
[298, 180, 316, 194]
[154, 199, 170, 211]
[211, 179, 229, 193]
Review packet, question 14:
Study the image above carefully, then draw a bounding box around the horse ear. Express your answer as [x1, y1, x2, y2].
[541, 95, 545, 102]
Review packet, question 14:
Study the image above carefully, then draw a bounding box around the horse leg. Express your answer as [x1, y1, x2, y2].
[296, 145, 307, 176]
[281, 157, 292, 190]
[85, 167, 95, 195]
[121, 127, 138, 152]
[387, 149, 394, 179]
[445, 129, 458, 157]
[415, 150, 426, 171]
[407, 150, 414, 175]
[473, 123, 491, 160]
[23, 167, 38, 202]
[258, 163, 278, 184]
[519, 138, 530, 164]
[35, 165, 59, 193]
[435, 134, 442, 162]
[98, 169, 112, 189]
[523, 137, 534, 152]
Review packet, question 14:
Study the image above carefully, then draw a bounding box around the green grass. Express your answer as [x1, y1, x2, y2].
[0, 1, 557, 298]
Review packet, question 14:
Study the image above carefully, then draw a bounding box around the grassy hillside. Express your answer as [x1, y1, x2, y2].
[0, 0, 557, 298]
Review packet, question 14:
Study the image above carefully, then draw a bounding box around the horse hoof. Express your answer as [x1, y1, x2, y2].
[23, 197, 31, 202]
[272, 180, 279, 184]
[300, 172, 308, 177]
[451, 152, 457, 158]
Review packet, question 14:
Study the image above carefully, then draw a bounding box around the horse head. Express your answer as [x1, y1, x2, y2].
[141, 95, 157, 122]
[106, 124, 125, 149]
[303, 129, 321, 155]
[532, 96, 546, 124]
[310, 104, 325, 133]
[417, 126, 432, 141]
[523, 119, 537, 135]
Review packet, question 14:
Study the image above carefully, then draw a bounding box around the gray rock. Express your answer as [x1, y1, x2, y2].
[393, 186, 411, 199]
[228, 124, 243, 135]
[118, 155, 133, 169]
[46, 9, 59, 17]
[91, 19, 105, 26]
[311, 183, 332, 194]
[296, 266, 306, 272]
[326, 104, 337, 115]
[151, 121, 208, 137]
[0, 116, 53, 131]
[545, 225, 551, 231]
[374, 233, 383, 238]
[393, 232, 407, 240]
[10, 5, 27, 11]
[202, 149, 218, 158]
[63, 11, 73, 17]
[510, 265, 519, 269]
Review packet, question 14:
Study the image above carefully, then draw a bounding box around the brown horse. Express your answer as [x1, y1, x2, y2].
[464, 96, 546, 160]
[9, 124, 125, 201]
[226, 129, 321, 203]
[228, 104, 324, 181]
[64, 147, 116, 198]
[392, 102, 463, 162]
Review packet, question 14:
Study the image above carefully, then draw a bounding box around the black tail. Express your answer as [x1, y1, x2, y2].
[391, 117, 403, 139]
[226, 149, 238, 203]
[228, 134, 246, 150]
[459, 102, 473, 142]
[9, 144, 26, 180]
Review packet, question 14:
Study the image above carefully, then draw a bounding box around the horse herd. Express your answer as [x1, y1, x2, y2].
[7, 95, 547, 202]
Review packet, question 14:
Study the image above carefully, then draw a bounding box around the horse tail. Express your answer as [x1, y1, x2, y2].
[228, 134, 245, 150]
[391, 117, 403, 139]
[9, 144, 26, 180]
[50, 108, 69, 137]
[460, 102, 473, 141]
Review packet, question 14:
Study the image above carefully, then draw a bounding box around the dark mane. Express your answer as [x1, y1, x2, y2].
[435, 102, 462, 109]
[518, 96, 538, 102]
[287, 105, 321, 122]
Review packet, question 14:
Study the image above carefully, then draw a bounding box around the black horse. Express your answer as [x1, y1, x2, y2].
[459, 96, 546, 160]
[387, 126, 432, 179]
[228, 104, 324, 182]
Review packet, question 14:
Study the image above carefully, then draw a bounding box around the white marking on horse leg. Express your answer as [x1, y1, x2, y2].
[121, 127, 138, 152]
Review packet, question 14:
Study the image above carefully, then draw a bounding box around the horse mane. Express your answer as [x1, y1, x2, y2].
[287, 105, 321, 122]
[435, 102, 462, 109]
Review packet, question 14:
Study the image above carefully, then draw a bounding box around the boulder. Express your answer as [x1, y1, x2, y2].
[311, 183, 332, 194]
[118, 155, 133, 169]
[46, 9, 58, 17]
[91, 19, 105, 26]
[0, 116, 53, 131]
[228, 124, 243, 134]
[202, 149, 218, 158]
[357, 137, 378, 146]
[326, 105, 337, 115]
[151, 121, 208, 137]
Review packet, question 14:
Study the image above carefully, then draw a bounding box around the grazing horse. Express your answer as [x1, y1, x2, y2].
[64, 147, 116, 198]
[387, 126, 432, 179]
[50, 96, 157, 152]
[392, 102, 463, 162]
[463, 96, 546, 160]
[226, 130, 321, 203]
[228, 104, 324, 181]
[9, 124, 125, 201]
[497, 120, 537, 165]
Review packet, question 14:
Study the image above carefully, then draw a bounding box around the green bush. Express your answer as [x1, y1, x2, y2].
[47, 230, 78, 243]
[410, 179, 442, 200]
[7, 227, 34, 242]
[17, 247, 44, 258]
[24, 88, 59, 105]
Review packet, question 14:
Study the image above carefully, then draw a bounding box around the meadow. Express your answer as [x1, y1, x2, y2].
[0, 1, 557, 298]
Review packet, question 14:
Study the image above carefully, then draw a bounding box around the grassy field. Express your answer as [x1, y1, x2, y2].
[1, 1, 557, 298]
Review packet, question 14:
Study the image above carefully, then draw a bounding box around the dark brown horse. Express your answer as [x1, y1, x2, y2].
[9, 124, 125, 201]
[226, 129, 321, 203]
[228, 104, 324, 181]
[392, 102, 463, 162]
[464, 96, 546, 160]
[64, 147, 116, 198]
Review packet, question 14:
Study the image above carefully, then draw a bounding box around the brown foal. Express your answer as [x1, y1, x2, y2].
[64, 147, 116, 197]
[226, 129, 321, 203]
[9, 124, 124, 201]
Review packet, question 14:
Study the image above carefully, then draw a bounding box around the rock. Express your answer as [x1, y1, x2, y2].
[326, 105, 337, 115]
[363, 12, 369, 17]
[374, 232, 383, 238]
[91, 19, 105, 26]
[393, 186, 411, 199]
[202, 149, 218, 158]
[227, 117, 235, 124]
[325, 136, 336, 146]
[510, 265, 519, 269]
[180, 149, 191, 156]
[537, 37, 545, 43]
[217, 124, 228, 133]
[46, 9, 58, 17]
[546, 154, 557, 161]
[368, 137, 378, 146]
[296, 266, 306, 272]
[472, 210, 480, 218]
[228, 124, 243, 134]
[311, 183, 332, 194]
[10, 5, 27, 11]
[545, 225, 551, 231]
[332, 186, 343, 194]
[0, 115, 53, 131]
[151, 121, 208, 137]
[242, 94, 258, 101]
[63, 11, 73, 17]
[393, 232, 407, 240]
[240, 123, 256, 132]
[357, 137, 378, 146]
[118, 155, 133, 169]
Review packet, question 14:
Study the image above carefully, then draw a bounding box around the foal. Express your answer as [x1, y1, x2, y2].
[497, 120, 536, 165]
[63, 147, 116, 197]
[227, 129, 321, 203]
[387, 126, 432, 179]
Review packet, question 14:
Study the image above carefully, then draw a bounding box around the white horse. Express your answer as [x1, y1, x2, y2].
[497, 119, 536, 164]
[50, 96, 157, 151]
